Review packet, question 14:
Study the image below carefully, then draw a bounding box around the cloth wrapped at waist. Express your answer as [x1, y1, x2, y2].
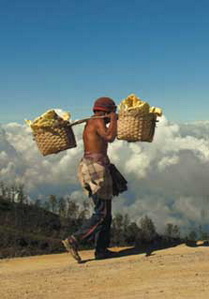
[109, 164, 128, 196]
[78, 153, 127, 199]
[84, 152, 110, 166]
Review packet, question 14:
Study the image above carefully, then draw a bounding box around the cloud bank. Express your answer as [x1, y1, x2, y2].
[1, 116, 209, 233]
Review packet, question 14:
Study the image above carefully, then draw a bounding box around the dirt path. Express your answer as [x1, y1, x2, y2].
[0, 244, 209, 299]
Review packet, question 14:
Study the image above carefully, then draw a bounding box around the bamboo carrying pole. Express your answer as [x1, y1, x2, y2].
[70, 115, 108, 127]
[32, 115, 109, 156]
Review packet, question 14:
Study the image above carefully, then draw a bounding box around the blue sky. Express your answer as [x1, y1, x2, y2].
[1, 0, 209, 123]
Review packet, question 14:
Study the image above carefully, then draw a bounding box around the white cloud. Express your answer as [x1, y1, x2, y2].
[1, 117, 209, 233]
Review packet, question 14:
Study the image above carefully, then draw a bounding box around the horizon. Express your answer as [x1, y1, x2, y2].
[1, 116, 209, 233]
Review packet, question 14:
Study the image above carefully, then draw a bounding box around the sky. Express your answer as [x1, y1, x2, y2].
[1, 0, 209, 123]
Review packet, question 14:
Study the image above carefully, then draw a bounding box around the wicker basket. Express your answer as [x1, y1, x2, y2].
[33, 123, 77, 156]
[117, 110, 157, 142]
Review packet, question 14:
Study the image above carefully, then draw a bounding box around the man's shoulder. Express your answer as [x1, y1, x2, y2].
[87, 117, 104, 127]
[84, 119, 98, 133]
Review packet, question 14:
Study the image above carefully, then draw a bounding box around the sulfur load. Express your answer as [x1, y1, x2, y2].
[26, 109, 76, 156]
[118, 94, 162, 116]
[117, 94, 162, 142]
[25, 109, 71, 131]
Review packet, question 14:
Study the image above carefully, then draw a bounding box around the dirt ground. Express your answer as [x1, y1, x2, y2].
[0, 243, 209, 299]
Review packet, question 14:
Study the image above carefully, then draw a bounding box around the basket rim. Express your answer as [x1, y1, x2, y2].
[32, 122, 71, 134]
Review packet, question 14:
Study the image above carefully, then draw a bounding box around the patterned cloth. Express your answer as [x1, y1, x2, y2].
[78, 157, 113, 199]
[78, 154, 127, 200]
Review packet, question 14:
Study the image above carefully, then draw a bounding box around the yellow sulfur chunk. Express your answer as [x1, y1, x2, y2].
[149, 107, 163, 116]
[25, 109, 71, 131]
[62, 111, 71, 121]
[118, 94, 163, 117]
[118, 94, 150, 114]
[25, 119, 33, 126]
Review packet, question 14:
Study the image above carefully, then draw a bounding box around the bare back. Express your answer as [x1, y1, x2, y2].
[83, 112, 117, 155]
[83, 118, 108, 155]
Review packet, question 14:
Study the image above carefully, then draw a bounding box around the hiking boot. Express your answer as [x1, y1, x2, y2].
[62, 236, 81, 263]
[95, 249, 117, 260]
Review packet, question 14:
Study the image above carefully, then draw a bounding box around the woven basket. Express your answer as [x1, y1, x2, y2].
[33, 123, 77, 156]
[117, 110, 157, 142]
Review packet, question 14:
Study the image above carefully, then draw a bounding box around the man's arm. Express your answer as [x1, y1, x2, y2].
[95, 113, 118, 142]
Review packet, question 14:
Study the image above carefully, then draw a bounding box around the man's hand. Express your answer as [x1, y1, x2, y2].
[106, 112, 118, 121]
[95, 111, 118, 142]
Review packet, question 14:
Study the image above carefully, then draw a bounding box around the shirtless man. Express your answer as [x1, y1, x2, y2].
[62, 97, 127, 262]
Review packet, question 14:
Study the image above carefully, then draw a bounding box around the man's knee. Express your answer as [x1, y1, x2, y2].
[103, 214, 112, 226]
[94, 211, 111, 225]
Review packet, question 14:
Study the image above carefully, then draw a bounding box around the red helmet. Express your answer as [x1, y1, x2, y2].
[93, 97, 117, 112]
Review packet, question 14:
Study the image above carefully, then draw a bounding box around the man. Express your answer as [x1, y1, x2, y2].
[62, 97, 127, 262]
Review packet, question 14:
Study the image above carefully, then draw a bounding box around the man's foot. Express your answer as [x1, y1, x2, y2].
[95, 249, 118, 260]
[62, 236, 81, 263]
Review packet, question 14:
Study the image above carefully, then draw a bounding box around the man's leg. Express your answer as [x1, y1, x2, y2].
[72, 195, 108, 241]
[63, 194, 112, 261]
[94, 199, 112, 254]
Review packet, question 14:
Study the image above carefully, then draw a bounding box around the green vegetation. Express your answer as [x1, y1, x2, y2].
[0, 182, 207, 259]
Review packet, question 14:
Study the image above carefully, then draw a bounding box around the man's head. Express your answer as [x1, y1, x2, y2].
[93, 97, 117, 114]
